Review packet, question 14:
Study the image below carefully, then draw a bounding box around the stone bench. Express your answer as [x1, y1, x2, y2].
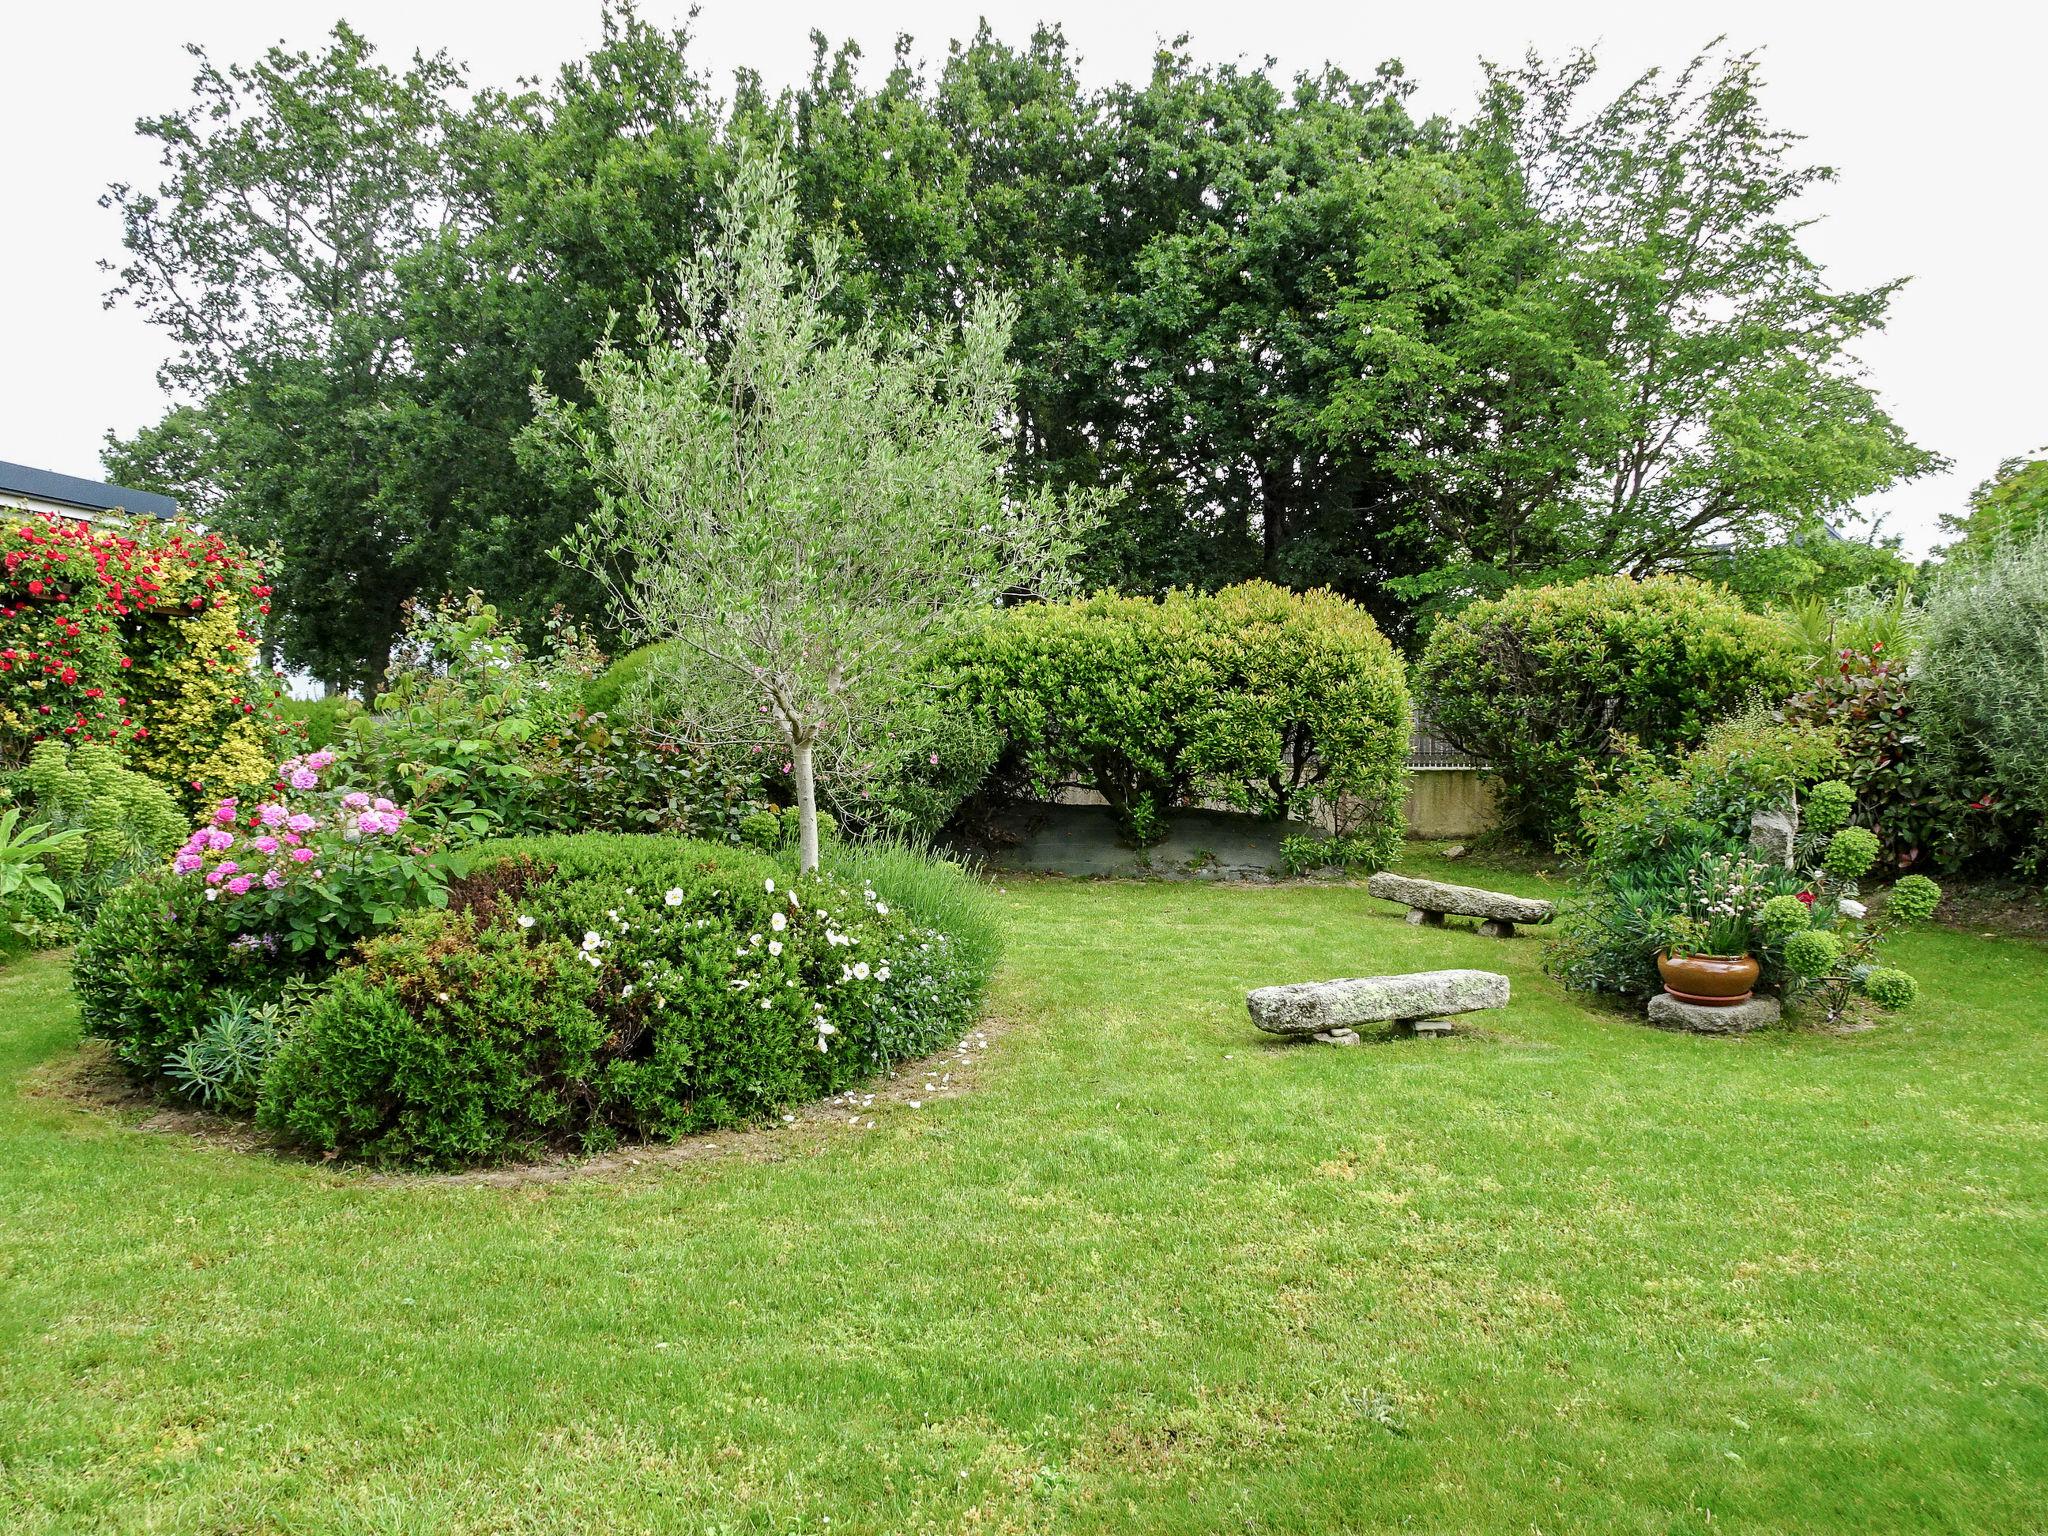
[1247, 968, 1510, 1043]
[1366, 872, 1555, 938]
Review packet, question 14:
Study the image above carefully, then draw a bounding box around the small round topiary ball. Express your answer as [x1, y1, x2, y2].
[1823, 827, 1881, 881]
[1759, 893, 1813, 940]
[1887, 873, 1943, 923]
[1802, 780, 1856, 838]
[1862, 968, 1920, 1010]
[1782, 928, 1842, 980]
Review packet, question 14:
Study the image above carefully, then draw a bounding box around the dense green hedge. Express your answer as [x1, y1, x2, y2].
[947, 581, 1410, 854]
[1415, 574, 1801, 847]
[256, 834, 994, 1166]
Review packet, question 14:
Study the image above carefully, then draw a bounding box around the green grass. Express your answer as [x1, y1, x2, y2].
[2, 854, 2043, 1533]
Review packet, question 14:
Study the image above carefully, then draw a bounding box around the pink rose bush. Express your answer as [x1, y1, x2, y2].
[167, 749, 449, 963]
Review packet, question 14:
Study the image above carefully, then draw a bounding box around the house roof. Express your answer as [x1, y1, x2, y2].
[0, 460, 178, 519]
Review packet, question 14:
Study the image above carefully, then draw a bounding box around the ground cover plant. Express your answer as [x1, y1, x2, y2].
[0, 852, 2041, 1531]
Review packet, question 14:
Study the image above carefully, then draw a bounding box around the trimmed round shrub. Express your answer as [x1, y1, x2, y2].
[1887, 874, 1942, 923]
[1415, 574, 1800, 847]
[256, 834, 995, 1167]
[1823, 827, 1881, 881]
[1862, 968, 1919, 1010]
[1758, 893, 1812, 940]
[1801, 780, 1856, 839]
[948, 580, 1410, 852]
[1916, 533, 2048, 873]
[1781, 928, 1841, 980]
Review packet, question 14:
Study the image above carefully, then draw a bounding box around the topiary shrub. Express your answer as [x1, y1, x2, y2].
[1915, 533, 2048, 875]
[255, 833, 995, 1167]
[947, 581, 1409, 852]
[1415, 573, 1801, 848]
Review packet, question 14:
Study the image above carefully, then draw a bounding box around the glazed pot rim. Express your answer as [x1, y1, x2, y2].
[1659, 950, 1754, 964]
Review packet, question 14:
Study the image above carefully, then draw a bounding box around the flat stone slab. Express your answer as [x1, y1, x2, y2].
[1646, 993, 1781, 1035]
[1248, 969, 1510, 1036]
[1367, 873, 1554, 926]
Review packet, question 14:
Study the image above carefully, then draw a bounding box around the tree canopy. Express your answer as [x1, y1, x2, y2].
[103, 8, 1936, 680]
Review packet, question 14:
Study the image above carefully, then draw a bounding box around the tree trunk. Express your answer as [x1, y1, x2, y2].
[791, 735, 821, 875]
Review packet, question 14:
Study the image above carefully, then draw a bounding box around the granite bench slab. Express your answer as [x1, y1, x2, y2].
[1248, 968, 1510, 1040]
[1366, 873, 1555, 937]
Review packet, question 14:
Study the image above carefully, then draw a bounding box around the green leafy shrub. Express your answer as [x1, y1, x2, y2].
[948, 581, 1409, 852]
[1416, 574, 1801, 847]
[1781, 928, 1840, 979]
[1783, 645, 1970, 873]
[278, 695, 362, 751]
[1915, 533, 2048, 874]
[256, 833, 995, 1167]
[17, 741, 185, 919]
[1862, 968, 1919, 1010]
[0, 806, 81, 954]
[164, 985, 321, 1111]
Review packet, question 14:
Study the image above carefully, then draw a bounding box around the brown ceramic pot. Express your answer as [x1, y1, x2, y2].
[1656, 951, 1759, 1007]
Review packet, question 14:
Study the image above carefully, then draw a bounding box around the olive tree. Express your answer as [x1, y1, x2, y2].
[535, 148, 1101, 871]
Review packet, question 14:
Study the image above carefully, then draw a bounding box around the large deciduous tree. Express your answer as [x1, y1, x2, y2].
[532, 150, 1103, 872]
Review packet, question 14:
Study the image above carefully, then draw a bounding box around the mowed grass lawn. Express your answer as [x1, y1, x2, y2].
[2, 855, 2044, 1534]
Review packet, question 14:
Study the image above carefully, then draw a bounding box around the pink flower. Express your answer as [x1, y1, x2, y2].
[225, 876, 251, 895]
[206, 829, 234, 850]
[290, 847, 315, 863]
[307, 749, 336, 770]
[215, 861, 238, 876]
[372, 797, 395, 813]
[287, 813, 316, 833]
[206, 868, 227, 885]
[212, 799, 238, 825]
[261, 868, 284, 889]
[290, 768, 319, 790]
[172, 852, 202, 874]
[253, 836, 279, 854]
[355, 812, 387, 836]
[257, 803, 288, 828]
[929, 752, 941, 765]
[343, 791, 370, 811]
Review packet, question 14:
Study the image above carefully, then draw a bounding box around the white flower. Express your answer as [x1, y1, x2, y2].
[517, 914, 535, 930]
[665, 887, 684, 906]
[204, 888, 219, 902]
[875, 902, 889, 916]
[876, 965, 890, 982]
[1839, 898, 1868, 919]
[582, 931, 602, 952]
[770, 912, 787, 932]
[764, 878, 775, 893]
[768, 940, 783, 956]
[852, 961, 871, 981]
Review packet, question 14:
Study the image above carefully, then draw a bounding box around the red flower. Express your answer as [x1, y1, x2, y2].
[27, 579, 42, 596]
[1796, 891, 1815, 906]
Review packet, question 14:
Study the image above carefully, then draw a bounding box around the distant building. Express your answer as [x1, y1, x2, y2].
[0, 460, 177, 524]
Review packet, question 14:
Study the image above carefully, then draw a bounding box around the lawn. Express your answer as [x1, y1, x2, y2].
[2, 855, 2043, 1534]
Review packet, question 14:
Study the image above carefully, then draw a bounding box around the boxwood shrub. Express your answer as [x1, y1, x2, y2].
[256, 834, 995, 1167]
[1415, 574, 1801, 848]
[946, 580, 1410, 854]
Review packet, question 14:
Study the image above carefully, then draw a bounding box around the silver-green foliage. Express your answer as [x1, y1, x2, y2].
[1918, 533, 2048, 872]
[533, 148, 1106, 874]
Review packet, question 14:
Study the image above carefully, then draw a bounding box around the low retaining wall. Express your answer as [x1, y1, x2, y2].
[1402, 768, 1498, 840]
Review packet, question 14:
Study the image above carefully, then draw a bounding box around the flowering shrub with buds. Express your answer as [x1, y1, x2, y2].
[75, 750, 448, 1077]
[257, 833, 992, 1167]
[0, 512, 295, 804]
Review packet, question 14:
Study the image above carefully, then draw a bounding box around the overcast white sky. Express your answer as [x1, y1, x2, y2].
[4, 1, 2043, 556]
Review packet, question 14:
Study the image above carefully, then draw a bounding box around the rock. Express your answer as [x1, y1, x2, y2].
[1366, 872, 1555, 927]
[1442, 844, 1468, 861]
[1406, 908, 1446, 926]
[1408, 1018, 1456, 1038]
[1476, 918, 1518, 939]
[1646, 993, 1782, 1035]
[1313, 1028, 1362, 1046]
[1248, 969, 1510, 1036]
[1748, 805, 1798, 869]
